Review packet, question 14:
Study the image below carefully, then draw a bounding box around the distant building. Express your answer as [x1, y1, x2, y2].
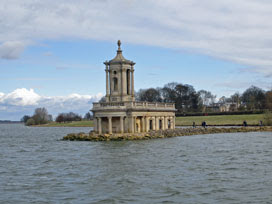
[205, 102, 240, 112]
[92, 41, 176, 134]
[219, 102, 239, 112]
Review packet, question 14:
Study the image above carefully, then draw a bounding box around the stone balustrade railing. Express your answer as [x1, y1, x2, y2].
[93, 101, 175, 109]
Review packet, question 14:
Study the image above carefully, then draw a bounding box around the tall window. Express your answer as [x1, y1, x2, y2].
[113, 77, 118, 91]
[127, 69, 130, 95]
[159, 120, 162, 129]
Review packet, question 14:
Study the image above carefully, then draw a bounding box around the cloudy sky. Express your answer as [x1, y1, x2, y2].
[1, 0, 272, 120]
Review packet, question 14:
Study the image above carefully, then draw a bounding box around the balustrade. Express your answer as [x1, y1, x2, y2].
[93, 101, 175, 109]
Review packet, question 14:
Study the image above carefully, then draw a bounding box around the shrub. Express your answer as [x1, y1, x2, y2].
[32, 107, 50, 125]
[26, 118, 35, 126]
[55, 112, 82, 123]
[21, 115, 31, 123]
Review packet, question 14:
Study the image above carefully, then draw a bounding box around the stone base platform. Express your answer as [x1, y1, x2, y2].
[62, 127, 272, 142]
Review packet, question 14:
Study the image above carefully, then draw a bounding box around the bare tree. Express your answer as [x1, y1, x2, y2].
[198, 90, 216, 106]
[84, 112, 93, 120]
[32, 107, 51, 125]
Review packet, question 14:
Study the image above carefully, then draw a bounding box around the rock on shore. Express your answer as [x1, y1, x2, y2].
[62, 126, 272, 142]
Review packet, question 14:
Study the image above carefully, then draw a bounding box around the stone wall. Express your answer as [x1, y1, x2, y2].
[63, 126, 272, 142]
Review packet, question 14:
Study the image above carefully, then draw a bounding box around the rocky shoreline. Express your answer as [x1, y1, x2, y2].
[62, 126, 272, 142]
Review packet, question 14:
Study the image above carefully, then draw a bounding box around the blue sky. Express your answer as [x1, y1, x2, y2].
[1, 0, 272, 120]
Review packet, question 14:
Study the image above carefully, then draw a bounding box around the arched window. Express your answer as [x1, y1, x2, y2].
[159, 120, 162, 129]
[149, 120, 153, 130]
[113, 77, 118, 91]
[127, 69, 130, 95]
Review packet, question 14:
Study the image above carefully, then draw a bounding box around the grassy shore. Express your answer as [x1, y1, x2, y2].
[176, 114, 264, 126]
[35, 120, 94, 127]
[35, 114, 265, 127]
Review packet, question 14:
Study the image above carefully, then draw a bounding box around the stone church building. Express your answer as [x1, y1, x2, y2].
[92, 41, 176, 134]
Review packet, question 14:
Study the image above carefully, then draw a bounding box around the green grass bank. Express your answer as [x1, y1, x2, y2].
[35, 120, 94, 127]
[176, 114, 264, 126]
[35, 114, 265, 127]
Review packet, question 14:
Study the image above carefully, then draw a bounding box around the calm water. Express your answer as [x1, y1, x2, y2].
[0, 124, 272, 204]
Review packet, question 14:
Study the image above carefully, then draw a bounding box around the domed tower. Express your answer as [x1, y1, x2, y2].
[92, 40, 176, 135]
[104, 40, 135, 102]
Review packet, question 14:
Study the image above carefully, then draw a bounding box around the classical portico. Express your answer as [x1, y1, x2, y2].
[92, 41, 176, 134]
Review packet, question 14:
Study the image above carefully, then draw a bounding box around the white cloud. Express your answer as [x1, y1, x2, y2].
[0, 88, 40, 106]
[0, 88, 103, 120]
[1, 0, 272, 74]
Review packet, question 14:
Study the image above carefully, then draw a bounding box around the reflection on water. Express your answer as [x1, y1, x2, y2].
[0, 124, 272, 203]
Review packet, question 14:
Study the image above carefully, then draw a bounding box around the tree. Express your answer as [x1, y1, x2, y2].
[21, 115, 31, 123]
[56, 113, 65, 123]
[230, 92, 241, 107]
[66, 112, 82, 122]
[32, 107, 51, 125]
[242, 86, 265, 110]
[55, 112, 82, 123]
[197, 90, 216, 106]
[160, 82, 201, 112]
[266, 91, 272, 110]
[48, 114, 53, 122]
[161, 82, 178, 103]
[137, 88, 162, 102]
[218, 96, 226, 104]
[84, 112, 93, 120]
[174, 84, 198, 112]
[25, 118, 35, 126]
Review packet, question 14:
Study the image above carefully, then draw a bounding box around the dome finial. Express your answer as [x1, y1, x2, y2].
[117, 40, 121, 50]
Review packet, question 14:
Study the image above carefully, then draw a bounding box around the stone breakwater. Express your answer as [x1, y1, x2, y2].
[62, 127, 272, 141]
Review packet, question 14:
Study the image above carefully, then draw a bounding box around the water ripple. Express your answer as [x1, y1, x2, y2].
[0, 124, 272, 203]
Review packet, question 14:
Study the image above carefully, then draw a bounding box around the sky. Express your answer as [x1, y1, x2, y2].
[1, 0, 272, 120]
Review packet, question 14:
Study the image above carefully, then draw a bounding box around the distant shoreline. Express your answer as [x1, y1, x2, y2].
[0, 121, 22, 124]
[28, 113, 266, 127]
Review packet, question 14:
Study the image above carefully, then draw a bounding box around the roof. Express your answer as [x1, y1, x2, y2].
[104, 40, 135, 65]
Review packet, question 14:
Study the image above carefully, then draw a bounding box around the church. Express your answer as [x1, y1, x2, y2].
[92, 41, 176, 134]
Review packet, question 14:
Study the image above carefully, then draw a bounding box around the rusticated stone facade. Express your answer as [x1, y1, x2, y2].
[92, 40, 176, 134]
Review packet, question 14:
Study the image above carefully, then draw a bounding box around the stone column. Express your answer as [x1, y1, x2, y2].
[164, 116, 168, 129]
[131, 65, 135, 97]
[129, 116, 134, 133]
[141, 117, 145, 132]
[127, 70, 131, 95]
[94, 117, 97, 132]
[98, 117, 102, 134]
[122, 68, 126, 96]
[108, 116, 112, 134]
[152, 117, 156, 130]
[173, 116, 176, 129]
[105, 65, 109, 97]
[120, 116, 124, 133]
[155, 117, 159, 130]
[109, 70, 113, 95]
[134, 116, 137, 132]
[145, 116, 149, 132]
[162, 117, 165, 130]
[170, 117, 174, 129]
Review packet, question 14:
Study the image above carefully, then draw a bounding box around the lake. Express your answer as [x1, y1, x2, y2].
[0, 124, 272, 203]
